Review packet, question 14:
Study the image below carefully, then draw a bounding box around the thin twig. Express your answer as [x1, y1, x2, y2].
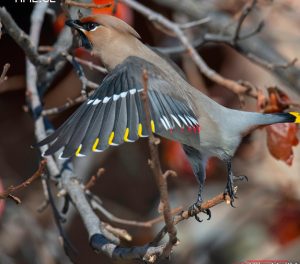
[102, 222, 132, 241]
[65, 0, 111, 9]
[141, 69, 178, 257]
[179, 17, 211, 29]
[65, 54, 107, 73]
[42, 91, 94, 116]
[84, 168, 105, 190]
[233, 0, 257, 43]
[0, 160, 47, 204]
[45, 173, 78, 260]
[0, 7, 49, 66]
[90, 196, 182, 228]
[65, 54, 100, 90]
[121, 0, 258, 99]
[0, 63, 10, 86]
[38, 47, 108, 73]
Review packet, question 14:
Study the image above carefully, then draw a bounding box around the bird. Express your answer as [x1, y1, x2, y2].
[37, 14, 300, 220]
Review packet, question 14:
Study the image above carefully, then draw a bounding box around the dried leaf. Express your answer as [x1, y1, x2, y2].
[266, 123, 299, 166]
[262, 87, 299, 165]
[264, 87, 293, 113]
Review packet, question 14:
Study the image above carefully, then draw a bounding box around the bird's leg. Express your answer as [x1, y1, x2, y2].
[182, 144, 211, 222]
[224, 159, 248, 207]
[188, 183, 211, 222]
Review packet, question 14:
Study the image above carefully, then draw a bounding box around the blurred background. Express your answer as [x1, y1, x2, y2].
[0, 0, 300, 263]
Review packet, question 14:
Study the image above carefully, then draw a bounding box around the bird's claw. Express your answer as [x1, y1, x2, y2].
[188, 201, 211, 222]
[224, 177, 237, 207]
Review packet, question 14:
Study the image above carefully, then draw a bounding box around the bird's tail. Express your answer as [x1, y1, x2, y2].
[244, 111, 300, 127]
[267, 112, 300, 124]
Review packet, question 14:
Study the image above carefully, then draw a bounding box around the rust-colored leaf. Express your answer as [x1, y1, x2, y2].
[262, 87, 299, 165]
[264, 87, 293, 113]
[266, 123, 299, 166]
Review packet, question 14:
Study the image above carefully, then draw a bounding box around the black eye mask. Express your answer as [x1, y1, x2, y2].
[72, 20, 100, 31]
[83, 22, 100, 31]
[69, 20, 100, 50]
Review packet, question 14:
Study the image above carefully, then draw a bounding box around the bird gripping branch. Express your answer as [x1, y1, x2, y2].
[37, 14, 300, 218]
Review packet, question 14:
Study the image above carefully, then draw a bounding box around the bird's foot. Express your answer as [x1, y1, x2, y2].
[224, 174, 248, 207]
[188, 200, 211, 223]
[224, 173, 238, 207]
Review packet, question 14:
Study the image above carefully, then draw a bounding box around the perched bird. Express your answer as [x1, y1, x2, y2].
[37, 14, 300, 219]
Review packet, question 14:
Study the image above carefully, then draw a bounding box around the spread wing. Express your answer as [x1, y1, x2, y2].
[37, 56, 200, 158]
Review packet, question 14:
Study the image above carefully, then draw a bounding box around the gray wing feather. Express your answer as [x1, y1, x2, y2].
[37, 56, 200, 158]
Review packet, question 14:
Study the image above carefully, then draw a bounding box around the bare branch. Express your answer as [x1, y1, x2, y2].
[64, 54, 108, 73]
[233, 0, 257, 43]
[153, 193, 230, 244]
[0, 160, 47, 204]
[121, 0, 258, 99]
[153, 0, 300, 95]
[0, 7, 48, 66]
[42, 93, 92, 116]
[90, 196, 182, 228]
[84, 168, 105, 190]
[141, 69, 177, 256]
[25, 2, 60, 177]
[178, 17, 211, 29]
[102, 223, 132, 242]
[0, 63, 10, 86]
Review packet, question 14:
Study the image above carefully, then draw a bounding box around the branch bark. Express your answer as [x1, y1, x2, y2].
[0, 160, 46, 204]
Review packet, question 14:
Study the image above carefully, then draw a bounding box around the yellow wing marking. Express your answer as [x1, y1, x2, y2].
[124, 128, 129, 142]
[138, 123, 142, 137]
[75, 144, 82, 156]
[92, 138, 100, 151]
[108, 132, 115, 145]
[151, 120, 155, 133]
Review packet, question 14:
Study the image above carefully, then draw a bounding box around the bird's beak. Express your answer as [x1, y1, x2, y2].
[65, 19, 84, 31]
[65, 19, 92, 50]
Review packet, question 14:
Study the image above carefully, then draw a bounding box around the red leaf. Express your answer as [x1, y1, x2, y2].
[92, 0, 133, 24]
[266, 123, 299, 166]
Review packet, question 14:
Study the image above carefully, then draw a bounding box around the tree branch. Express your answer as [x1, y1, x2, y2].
[0, 160, 46, 204]
[0, 7, 48, 66]
[141, 70, 178, 257]
[121, 0, 258, 99]
[0, 63, 10, 86]
[153, 0, 300, 95]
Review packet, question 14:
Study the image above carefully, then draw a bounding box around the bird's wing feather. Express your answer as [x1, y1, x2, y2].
[36, 56, 200, 158]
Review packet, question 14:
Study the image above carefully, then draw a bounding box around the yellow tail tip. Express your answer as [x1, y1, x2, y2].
[289, 112, 300, 123]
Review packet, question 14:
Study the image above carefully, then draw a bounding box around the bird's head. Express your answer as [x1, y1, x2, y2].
[65, 15, 140, 51]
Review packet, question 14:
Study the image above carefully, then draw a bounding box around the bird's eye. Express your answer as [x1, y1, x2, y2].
[84, 22, 99, 31]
